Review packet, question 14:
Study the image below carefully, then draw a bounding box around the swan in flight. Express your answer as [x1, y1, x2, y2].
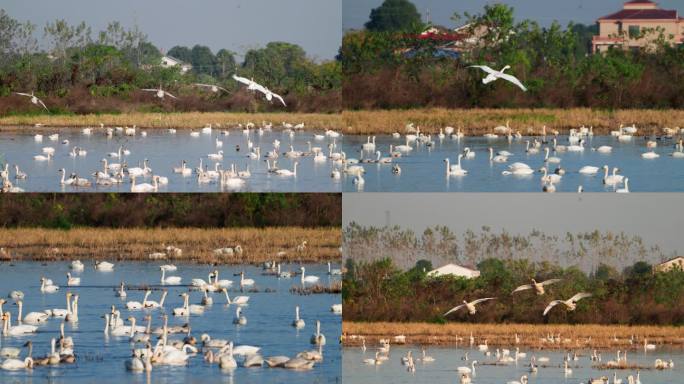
[194, 83, 229, 93]
[141, 85, 177, 99]
[444, 298, 496, 316]
[543, 292, 592, 316]
[14, 91, 49, 111]
[469, 65, 527, 91]
[232, 74, 286, 106]
[512, 278, 561, 295]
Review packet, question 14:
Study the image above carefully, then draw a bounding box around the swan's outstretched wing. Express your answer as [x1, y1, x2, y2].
[14, 92, 32, 97]
[232, 74, 252, 86]
[498, 73, 528, 92]
[568, 292, 592, 303]
[216, 86, 230, 93]
[163, 91, 178, 100]
[540, 278, 562, 286]
[468, 65, 496, 75]
[271, 92, 286, 107]
[141, 89, 158, 92]
[511, 284, 533, 294]
[543, 300, 563, 316]
[443, 304, 466, 316]
[471, 297, 495, 305]
[35, 97, 49, 112]
[194, 83, 214, 88]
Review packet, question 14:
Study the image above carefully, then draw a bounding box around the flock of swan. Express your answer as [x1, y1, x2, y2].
[0, 258, 342, 375]
[0, 121, 344, 192]
[344, 123, 684, 192]
[351, 276, 677, 383]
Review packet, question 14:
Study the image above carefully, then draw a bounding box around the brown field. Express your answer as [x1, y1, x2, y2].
[342, 322, 684, 350]
[0, 112, 341, 131]
[343, 108, 684, 136]
[0, 227, 340, 264]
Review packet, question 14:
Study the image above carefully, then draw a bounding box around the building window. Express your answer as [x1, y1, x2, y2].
[629, 25, 640, 39]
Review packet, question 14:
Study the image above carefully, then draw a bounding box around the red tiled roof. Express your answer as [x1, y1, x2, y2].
[599, 9, 678, 20]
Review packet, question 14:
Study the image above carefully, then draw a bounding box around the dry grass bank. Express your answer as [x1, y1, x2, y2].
[343, 108, 684, 136]
[342, 322, 684, 349]
[0, 112, 341, 130]
[0, 227, 340, 264]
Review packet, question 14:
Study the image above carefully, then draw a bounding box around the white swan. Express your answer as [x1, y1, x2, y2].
[641, 150, 659, 159]
[469, 65, 527, 91]
[40, 277, 59, 293]
[222, 288, 249, 305]
[310, 320, 326, 345]
[16, 300, 48, 325]
[543, 147, 561, 163]
[292, 305, 305, 329]
[130, 176, 159, 193]
[489, 147, 508, 162]
[66, 272, 80, 286]
[512, 278, 561, 295]
[300, 267, 320, 284]
[444, 298, 495, 316]
[616, 178, 630, 193]
[445, 155, 468, 176]
[95, 261, 114, 271]
[543, 292, 592, 316]
[70, 260, 84, 271]
[233, 307, 247, 325]
[2, 312, 37, 335]
[126, 291, 149, 310]
[143, 290, 167, 309]
[1, 356, 33, 370]
[579, 165, 600, 175]
[602, 166, 624, 186]
[275, 162, 297, 176]
[160, 268, 182, 285]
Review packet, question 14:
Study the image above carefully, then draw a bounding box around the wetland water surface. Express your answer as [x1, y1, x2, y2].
[343, 346, 682, 384]
[341, 135, 684, 192]
[0, 128, 342, 192]
[0, 262, 341, 383]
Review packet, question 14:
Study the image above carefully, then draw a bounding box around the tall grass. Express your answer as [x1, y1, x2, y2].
[342, 322, 684, 349]
[0, 227, 340, 264]
[0, 112, 342, 130]
[343, 108, 684, 135]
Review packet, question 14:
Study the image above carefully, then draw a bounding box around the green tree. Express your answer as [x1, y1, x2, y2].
[215, 48, 236, 78]
[190, 44, 217, 76]
[365, 0, 422, 32]
[167, 45, 192, 63]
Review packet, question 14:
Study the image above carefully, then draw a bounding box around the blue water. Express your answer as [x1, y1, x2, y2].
[0, 262, 341, 383]
[0, 128, 343, 192]
[344, 345, 682, 383]
[341, 135, 684, 192]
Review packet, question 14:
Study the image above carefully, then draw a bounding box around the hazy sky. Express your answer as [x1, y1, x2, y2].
[3, 0, 341, 61]
[344, 0, 684, 30]
[343, 193, 684, 256]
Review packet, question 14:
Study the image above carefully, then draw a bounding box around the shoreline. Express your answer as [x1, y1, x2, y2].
[0, 111, 342, 130]
[0, 227, 340, 264]
[343, 108, 684, 136]
[342, 322, 684, 350]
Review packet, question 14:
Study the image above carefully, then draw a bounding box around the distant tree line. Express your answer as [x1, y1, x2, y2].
[342, 1, 684, 109]
[0, 9, 341, 114]
[343, 257, 684, 325]
[0, 193, 341, 229]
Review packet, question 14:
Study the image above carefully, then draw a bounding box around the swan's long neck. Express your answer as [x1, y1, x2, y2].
[161, 269, 165, 282]
[159, 291, 167, 307]
[104, 314, 110, 333]
[295, 306, 300, 320]
[17, 301, 22, 324]
[223, 290, 231, 304]
[60, 171, 65, 184]
[316, 320, 321, 336]
[445, 159, 450, 174]
[301, 268, 305, 282]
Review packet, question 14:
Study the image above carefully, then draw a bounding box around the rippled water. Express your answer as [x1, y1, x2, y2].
[0, 262, 341, 383]
[343, 346, 682, 384]
[341, 135, 684, 192]
[0, 128, 342, 192]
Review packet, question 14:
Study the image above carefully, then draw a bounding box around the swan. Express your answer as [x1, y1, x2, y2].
[489, 147, 508, 162]
[130, 176, 159, 193]
[362, 136, 376, 151]
[616, 178, 630, 193]
[16, 300, 48, 325]
[233, 307, 247, 325]
[310, 320, 326, 345]
[445, 155, 468, 176]
[292, 305, 305, 328]
[469, 65, 527, 91]
[66, 272, 80, 286]
[564, 360, 573, 375]
[579, 165, 600, 175]
[40, 277, 59, 293]
[327, 262, 342, 275]
[1, 356, 33, 370]
[208, 150, 224, 160]
[512, 278, 561, 295]
[126, 291, 149, 310]
[543, 292, 592, 316]
[596, 145, 612, 153]
[34, 153, 52, 161]
[45, 292, 72, 318]
[641, 150, 659, 159]
[211, 270, 233, 288]
[541, 168, 562, 184]
[143, 290, 167, 309]
[95, 261, 114, 271]
[363, 351, 382, 365]
[643, 339, 656, 350]
[160, 268, 182, 285]
[218, 342, 238, 369]
[507, 375, 528, 384]
[300, 267, 320, 284]
[173, 160, 192, 176]
[462, 147, 475, 159]
[141, 85, 177, 99]
[543, 147, 561, 163]
[417, 348, 435, 362]
[222, 288, 249, 305]
[115, 282, 127, 298]
[2, 312, 37, 335]
[240, 271, 255, 287]
[444, 298, 495, 316]
[394, 137, 413, 152]
[275, 162, 298, 176]
[602, 166, 624, 185]
[70, 260, 84, 271]
[243, 353, 264, 367]
[65, 294, 79, 322]
[200, 289, 213, 306]
[331, 304, 342, 314]
[126, 347, 152, 372]
[457, 360, 477, 374]
[525, 140, 539, 154]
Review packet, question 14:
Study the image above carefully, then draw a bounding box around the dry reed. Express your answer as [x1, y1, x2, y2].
[343, 108, 684, 136]
[0, 112, 341, 130]
[0, 227, 340, 264]
[342, 322, 684, 350]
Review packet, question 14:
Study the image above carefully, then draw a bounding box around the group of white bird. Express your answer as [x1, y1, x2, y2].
[0, 257, 343, 374]
[343, 122, 684, 192]
[1, 121, 344, 193]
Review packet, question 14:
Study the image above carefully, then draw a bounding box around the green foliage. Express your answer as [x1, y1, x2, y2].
[365, 0, 423, 32]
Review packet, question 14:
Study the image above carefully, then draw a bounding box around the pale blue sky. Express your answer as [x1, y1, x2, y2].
[2, 0, 342, 61]
[344, 0, 684, 30]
